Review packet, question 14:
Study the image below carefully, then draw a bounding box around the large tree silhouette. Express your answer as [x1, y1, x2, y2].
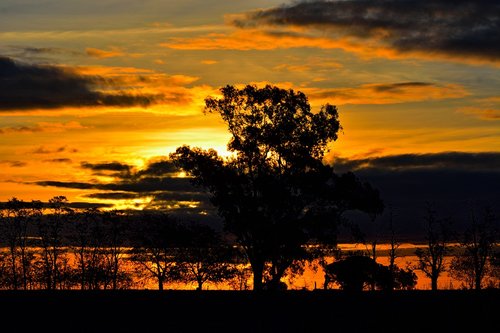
[171, 84, 382, 290]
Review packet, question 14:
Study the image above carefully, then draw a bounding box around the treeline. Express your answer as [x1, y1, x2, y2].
[1, 196, 498, 291]
[0, 196, 246, 291]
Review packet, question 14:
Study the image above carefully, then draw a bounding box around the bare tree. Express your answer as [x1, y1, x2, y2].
[129, 213, 182, 290]
[101, 210, 130, 290]
[71, 208, 108, 290]
[0, 198, 41, 290]
[415, 203, 450, 290]
[450, 206, 497, 290]
[177, 225, 238, 290]
[37, 196, 72, 290]
[387, 206, 401, 291]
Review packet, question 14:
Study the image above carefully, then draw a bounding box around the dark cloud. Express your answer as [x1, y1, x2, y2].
[81, 161, 132, 173]
[371, 82, 431, 93]
[35, 181, 95, 190]
[0, 160, 27, 167]
[85, 192, 141, 200]
[0, 125, 43, 134]
[66, 202, 114, 209]
[0, 56, 162, 111]
[0, 200, 112, 210]
[31, 146, 78, 154]
[32, 156, 213, 215]
[152, 191, 210, 203]
[43, 158, 72, 163]
[5, 46, 82, 56]
[34, 177, 197, 193]
[334, 151, 500, 173]
[30, 152, 500, 239]
[137, 160, 178, 177]
[234, 0, 500, 62]
[334, 152, 500, 239]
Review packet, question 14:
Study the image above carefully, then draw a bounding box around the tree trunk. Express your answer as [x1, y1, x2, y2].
[252, 261, 264, 291]
[9, 248, 18, 290]
[431, 272, 438, 291]
[475, 274, 482, 290]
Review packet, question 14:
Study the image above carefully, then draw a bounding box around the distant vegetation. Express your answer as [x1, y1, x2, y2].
[0, 196, 498, 290]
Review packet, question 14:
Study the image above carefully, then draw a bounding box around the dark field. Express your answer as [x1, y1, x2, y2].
[1, 290, 498, 333]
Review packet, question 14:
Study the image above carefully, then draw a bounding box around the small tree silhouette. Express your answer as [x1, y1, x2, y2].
[450, 206, 498, 290]
[177, 224, 238, 290]
[415, 203, 450, 290]
[129, 212, 183, 290]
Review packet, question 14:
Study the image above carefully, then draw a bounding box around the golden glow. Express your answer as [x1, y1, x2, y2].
[1, 1, 498, 209]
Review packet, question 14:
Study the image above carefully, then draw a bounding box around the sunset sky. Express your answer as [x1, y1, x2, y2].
[1, 0, 499, 230]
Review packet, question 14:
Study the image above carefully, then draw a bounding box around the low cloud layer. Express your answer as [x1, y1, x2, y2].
[33, 157, 213, 214]
[0, 56, 162, 111]
[334, 151, 500, 237]
[304, 82, 466, 105]
[233, 0, 500, 63]
[29, 151, 500, 237]
[334, 151, 500, 173]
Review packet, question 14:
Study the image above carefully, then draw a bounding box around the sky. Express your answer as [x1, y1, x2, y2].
[1, 0, 499, 234]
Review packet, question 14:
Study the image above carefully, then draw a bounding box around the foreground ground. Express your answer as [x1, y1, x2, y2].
[1, 290, 498, 333]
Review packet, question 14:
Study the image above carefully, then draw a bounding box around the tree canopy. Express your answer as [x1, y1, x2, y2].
[171, 84, 383, 290]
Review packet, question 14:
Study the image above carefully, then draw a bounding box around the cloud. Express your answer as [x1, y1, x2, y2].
[161, 29, 360, 51]
[333, 151, 500, 237]
[0, 121, 86, 134]
[304, 82, 467, 105]
[31, 156, 213, 214]
[223, 80, 464, 105]
[137, 159, 178, 177]
[35, 181, 95, 190]
[31, 146, 78, 154]
[459, 107, 500, 120]
[458, 97, 500, 120]
[85, 47, 125, 58]
[81, 161, 132, 173]
[333, 151, 500, 173]
[3, 46, 84, 60]
[0, 201, 113, 210]
[230, 0, 500, 64]
[0, 56, 164, 111]
[0, 160, 27, 167]
[43, 158, 72, 163]
[273, 57, 343, 73]
[73, 65, 200, 106]
[15, 46, 77, 55]
[201, 60, 218, 65]
[85, 192, 141, 200]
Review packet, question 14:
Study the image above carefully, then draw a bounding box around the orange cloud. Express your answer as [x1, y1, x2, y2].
[458, 107, 500, 120]
[273, 57, 343, 73]
[72, 65, 202, 107]
[85, 47, 125, 58]
[273, 64, 311, 72]
[161, 29, 365, 51]
[201, 60, 218, 65]
[161, 27, 500, 66]
[227, 81, 468, 106]
[0, 121, 86, 134]
[231, 1, 500, 66]
[304, 82, 468, 105]
[457, 96, 500, 120]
